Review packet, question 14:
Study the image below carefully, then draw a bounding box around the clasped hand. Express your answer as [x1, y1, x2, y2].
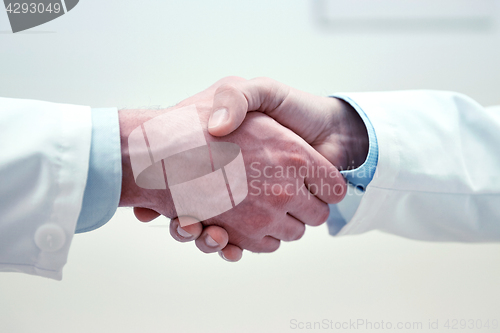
[120, 77, 368, 261]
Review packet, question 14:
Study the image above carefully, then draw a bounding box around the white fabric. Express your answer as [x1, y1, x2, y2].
[0, 98, 91, 280]
[1, 91, 498, 282]
[336, 91, 500, 242]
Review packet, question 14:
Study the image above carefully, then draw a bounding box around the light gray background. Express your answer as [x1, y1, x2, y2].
[1, 1, 499, 332]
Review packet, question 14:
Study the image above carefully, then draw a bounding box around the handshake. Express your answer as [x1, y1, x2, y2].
[118, 77, 369, 261]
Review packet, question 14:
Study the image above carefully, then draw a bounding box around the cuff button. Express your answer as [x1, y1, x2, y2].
[34, 224, 66, 252]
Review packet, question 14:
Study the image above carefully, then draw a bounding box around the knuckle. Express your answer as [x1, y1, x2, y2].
[307, 206, 330, 227]
[257, 238, 281, 253]
[285, 152, 308, 168]
[318, 205, 331, 224]
[243, 236, 280, 253]
[293, 225, 306, 241]
[253, 217, 275, 232]
[269, 188, 295, 208]
[215, 83, 240, 96]
[249, 77, 289, 107]
[251, 76, 275, 86]
[336, 182, 348, 202]
[218, 76, 245, 85]
[268, 239, 281, 252]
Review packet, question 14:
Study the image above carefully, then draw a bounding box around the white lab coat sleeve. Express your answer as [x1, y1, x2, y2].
[335, 91, 500, 242]
[0, 97, 92, 280]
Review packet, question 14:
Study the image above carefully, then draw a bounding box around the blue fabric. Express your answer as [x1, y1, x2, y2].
[326, 203, 348, 235]
[335, 95, 379, 189]
[327, 95, 379, 234]
[75, 108, 122, 233]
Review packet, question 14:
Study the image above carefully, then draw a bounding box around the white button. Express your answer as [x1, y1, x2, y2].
[34, 224, 66, 252]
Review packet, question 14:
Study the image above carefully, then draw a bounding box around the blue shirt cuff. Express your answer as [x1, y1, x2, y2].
[326, 95, 379, 235]
[333, 95, 379, 190]
[75, 108, 122, 233]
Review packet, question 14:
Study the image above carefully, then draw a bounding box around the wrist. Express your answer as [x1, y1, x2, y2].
[332, 98, 369, 170]
[118, 109, 176, 218]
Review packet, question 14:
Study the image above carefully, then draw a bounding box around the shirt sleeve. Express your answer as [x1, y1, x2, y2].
[75, 108, 122, 233]
[335, 95, 379, 189]
[327, 95, 379, 235]
[328, 91, 500, 242]
[0, 98, 91, 280]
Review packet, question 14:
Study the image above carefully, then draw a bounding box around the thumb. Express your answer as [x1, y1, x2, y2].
[207, 78, 290, 137]
[208, 84, 249, 137]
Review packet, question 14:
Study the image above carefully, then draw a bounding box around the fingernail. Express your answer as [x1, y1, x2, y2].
[219, 251, 230, 262]
[208, 108, 228, 129]
[205, 234, 219, 247]
[176, 225, 192, 238]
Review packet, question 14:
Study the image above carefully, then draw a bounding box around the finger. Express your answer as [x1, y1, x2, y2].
[208, 77, 289, 136]
[258, 236, 281, 253]
[134, 207, 161, 222]
[219, 244, 243, 262]
[195, 225, 229, 253]
[169, 217, 203, 242]
[267, 214, 306, 242]
[288, 187, 331, 227]
[243, 236, 281, 253]
[302, 148, 347, 204]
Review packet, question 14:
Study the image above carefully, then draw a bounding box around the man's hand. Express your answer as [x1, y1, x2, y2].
[208, 77, 369, 170]
[168, 77, 369, 261]
[118, 77, 347, 257]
